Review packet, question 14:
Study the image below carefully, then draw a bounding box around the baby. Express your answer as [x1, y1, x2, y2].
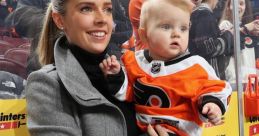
[100, 0, 232, 135]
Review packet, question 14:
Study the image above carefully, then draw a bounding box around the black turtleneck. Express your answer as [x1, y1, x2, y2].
[69, 45, 141, 136]
[69, 45, 110, 97]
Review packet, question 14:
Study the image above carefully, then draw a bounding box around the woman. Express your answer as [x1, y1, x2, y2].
[25, 0, 136, 135]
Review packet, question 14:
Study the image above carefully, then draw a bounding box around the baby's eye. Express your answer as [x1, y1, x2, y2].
[161, 24, 171, 30]
[181, 26, 189, 32]
[81, 6, 92, 13]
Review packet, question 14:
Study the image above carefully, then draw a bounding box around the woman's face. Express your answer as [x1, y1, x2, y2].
[61, 0, 113, 54]
[230, 0, 246, 19]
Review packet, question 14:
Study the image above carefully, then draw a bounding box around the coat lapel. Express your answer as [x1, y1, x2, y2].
[54, 36, 106, 106]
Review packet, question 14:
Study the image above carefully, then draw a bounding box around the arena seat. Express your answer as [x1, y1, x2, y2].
[0, 40, 15, 54]
[0, 58, 27, 79]
[4, 48, 30, 66]
[1, 36, 30, 47]
[0, 27, 12, 38]
[18, 42, 31, 50]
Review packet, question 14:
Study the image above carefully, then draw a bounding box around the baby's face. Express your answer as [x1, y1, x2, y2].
[144, 3, 190, 61]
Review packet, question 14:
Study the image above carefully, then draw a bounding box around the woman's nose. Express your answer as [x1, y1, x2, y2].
[94, 10, 107, 25]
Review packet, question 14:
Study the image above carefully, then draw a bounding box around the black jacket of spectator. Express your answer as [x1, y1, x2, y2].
[0, 0, 17, 27]
[5, 0, 49, 74]
[189, 4, 234, 80]
[107, 0, 132, 58]
[0, 71, 25, 99]
[213, 0, 227, 24]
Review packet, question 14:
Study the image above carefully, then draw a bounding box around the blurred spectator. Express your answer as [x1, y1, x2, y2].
[0, 0, 17, 27]
[107, 0, 132, 58]
[0, 71, 25, 99]
[219, 0, 259, 83]
[5, 0, 49, 75]
[189, 0, 234, 80]
[119, 0, 130, 17]
[128, 0, 146, 51]
[213, 0, 228, 24]
[5, 0, 47, 38]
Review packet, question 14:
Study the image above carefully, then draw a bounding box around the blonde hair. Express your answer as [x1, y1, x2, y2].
[37, 1, 67, 66]
[139, 0, 193, 29]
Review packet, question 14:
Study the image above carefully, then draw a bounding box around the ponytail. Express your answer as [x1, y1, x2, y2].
[37, 3, 63, 66]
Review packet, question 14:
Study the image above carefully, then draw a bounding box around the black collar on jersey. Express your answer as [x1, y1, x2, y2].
[143, 50, 192, 66]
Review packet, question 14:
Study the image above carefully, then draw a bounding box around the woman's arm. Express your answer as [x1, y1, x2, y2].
[25, 70, 82, 136]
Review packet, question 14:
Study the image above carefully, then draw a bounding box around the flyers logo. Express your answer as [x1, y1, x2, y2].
[133, 79, 171, 108]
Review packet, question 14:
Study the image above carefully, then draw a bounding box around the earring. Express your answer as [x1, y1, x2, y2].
[60, 27, 64, 30]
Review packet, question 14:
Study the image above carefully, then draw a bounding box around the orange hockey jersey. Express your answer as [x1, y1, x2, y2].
[115, 50, 232, 136]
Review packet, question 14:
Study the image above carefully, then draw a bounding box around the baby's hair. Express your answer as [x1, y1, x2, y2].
[139, 0, 193, 29]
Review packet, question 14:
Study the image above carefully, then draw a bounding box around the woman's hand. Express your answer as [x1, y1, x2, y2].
[243, 19, 259, 36]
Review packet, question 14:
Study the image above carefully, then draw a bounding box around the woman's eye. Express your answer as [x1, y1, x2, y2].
[161, 24, 171, 30]
[104, 7, 113, 14]
[81, 6, 92, 12]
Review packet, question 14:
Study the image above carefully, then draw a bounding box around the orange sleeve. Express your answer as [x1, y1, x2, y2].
[128, 0, 148, 50]
[129, 0, 142, 35]
[121, 50, 136, 102]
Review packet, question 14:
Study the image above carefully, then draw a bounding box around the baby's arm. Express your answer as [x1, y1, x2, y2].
[99, 55, 126, 96]
[202, 102, 223, 125]
[99, 55, 121, 76]
[195, 56, 232, 125]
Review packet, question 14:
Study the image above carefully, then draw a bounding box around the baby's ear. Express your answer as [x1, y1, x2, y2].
[138, 28, 147, 43]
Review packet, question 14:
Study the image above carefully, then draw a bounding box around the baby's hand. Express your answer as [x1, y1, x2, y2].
[99, 55, 121, 76]
[202, 103, 223, 125]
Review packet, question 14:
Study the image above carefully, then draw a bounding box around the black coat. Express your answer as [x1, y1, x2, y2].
[189, 5, 234, 80]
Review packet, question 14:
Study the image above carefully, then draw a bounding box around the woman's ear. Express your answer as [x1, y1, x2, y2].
[138, 28, 147, 43]
[52, 12, 65, 30]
